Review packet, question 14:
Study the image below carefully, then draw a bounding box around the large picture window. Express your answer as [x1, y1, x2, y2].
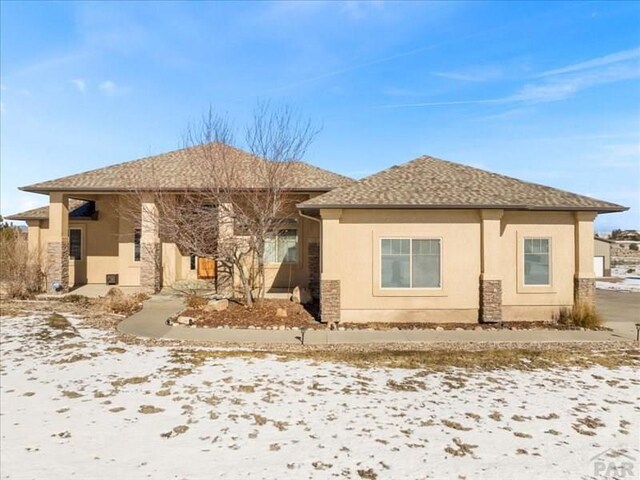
[264, 228, 298, 264]
[381, 238, 441, 288]
[69, 228, 82, 261]
[524, 238, 550, 286]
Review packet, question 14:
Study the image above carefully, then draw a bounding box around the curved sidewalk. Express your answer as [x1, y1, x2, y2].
[117, 295, 637, 345]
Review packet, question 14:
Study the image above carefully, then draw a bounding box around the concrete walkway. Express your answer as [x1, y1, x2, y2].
[117, 295, 637, 344]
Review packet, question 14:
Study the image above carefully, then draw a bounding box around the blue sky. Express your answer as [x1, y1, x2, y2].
[1, 1, 638, 231]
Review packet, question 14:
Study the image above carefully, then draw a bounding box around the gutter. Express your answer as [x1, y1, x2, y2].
[295, 203, 628, 214]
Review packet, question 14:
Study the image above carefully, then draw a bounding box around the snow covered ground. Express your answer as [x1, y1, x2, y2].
[1, 313, 638, 480]
[597, 265, 640, 292]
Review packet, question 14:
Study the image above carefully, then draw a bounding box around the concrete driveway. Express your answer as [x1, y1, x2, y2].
[596, 289, 640, 340]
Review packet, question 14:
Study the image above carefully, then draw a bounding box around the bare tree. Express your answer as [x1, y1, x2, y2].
[122, 102, 318, 307]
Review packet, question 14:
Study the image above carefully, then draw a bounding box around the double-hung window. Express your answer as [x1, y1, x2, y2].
[523, 238, 550, 286]
[381, 238, 441, 288]
[264, 227, 298, 264]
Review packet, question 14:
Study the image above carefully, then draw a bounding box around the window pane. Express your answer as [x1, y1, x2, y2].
[381, 254, 410, 288]
[381, 239, 391, 255]
[277, 229, 298, 263]
[412, 239, 441, 288]
[69, 229, 82, 261]
[390, 239, 410, 255]
[134, 230, 141, 262]
[524, 252, 549, 285]
[264, 237, 277, 263]
[540, 238, 549, 253]
[524, 239, 533, 254]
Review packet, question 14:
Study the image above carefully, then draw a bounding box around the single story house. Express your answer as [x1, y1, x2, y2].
[593, 236, 613, 277]
[8, 144, 627, 323]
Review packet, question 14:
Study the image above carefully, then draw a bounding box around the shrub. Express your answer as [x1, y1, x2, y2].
[0, 227, 44, 298]
[629, 243, 638, 251]
[60, 294, 90, 304]
[186, 294, 208, 309]
[556, 302, 602, 329]
[104, 292, 150, 316]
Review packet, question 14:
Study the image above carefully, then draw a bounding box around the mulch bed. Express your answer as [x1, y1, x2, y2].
[182, 299, 321, 329]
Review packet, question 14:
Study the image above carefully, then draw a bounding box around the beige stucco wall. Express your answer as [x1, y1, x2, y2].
[499, 211, 576, 321]
[29, 192, 317, 292]
[321, 209, 482, 323]
[320, 208, 592, 323]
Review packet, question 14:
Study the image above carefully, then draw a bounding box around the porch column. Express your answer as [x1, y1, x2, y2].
[479, 209, 504, 322]
[140, 194, 161, 293]
[46, 193, 69, 293]
[319, 209, 342, 324]
[574, 211, 597, 305]
[216, 203, 234, 297]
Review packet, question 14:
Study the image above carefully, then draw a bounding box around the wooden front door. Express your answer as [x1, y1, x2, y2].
[197, 257, 216, 280]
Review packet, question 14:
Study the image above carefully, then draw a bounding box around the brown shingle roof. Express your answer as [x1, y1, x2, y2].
[6, 199, 93, 221]
[298, 155, 627, 213]
[20, 143, 353, 193]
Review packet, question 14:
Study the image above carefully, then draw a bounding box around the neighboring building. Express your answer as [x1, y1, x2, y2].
[593, 237, 613, 277]
[8, 147, 627, 323]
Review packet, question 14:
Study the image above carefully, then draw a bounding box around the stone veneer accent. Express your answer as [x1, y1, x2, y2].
[140, 242, 162, 293]
[46, 240, 69, 293]
[574, 277, 595, 305]
[479, 279, 502, 323]
[320, 279, 340, 324]
[308, 242, 320, 300]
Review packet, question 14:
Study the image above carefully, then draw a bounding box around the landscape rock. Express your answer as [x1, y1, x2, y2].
[291, 286, 312, 305]
[204, 299, 229, 312]
[435, 326, 444, 331]
[176, 316, 195, 326]
[276, 308, 288, 318]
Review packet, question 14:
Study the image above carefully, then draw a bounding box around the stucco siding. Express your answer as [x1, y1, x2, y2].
[322, 209, 481, 323]
[499, 211, 576, 320]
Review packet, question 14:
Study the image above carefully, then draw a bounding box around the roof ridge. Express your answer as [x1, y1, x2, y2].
[297, 154, 627, 213]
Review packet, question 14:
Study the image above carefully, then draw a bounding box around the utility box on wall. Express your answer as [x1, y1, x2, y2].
[106, 274, 119, 285]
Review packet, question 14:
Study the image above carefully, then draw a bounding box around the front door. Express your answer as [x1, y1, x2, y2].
[197, 257, 216, 280]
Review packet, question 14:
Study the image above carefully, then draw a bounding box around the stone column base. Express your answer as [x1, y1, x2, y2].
[320, 279, 340, 324]
[574, 277, 595, 306]
[308, 242, 320, 300]
[479, 278, 502, 323]
[46, 240, 70, 293]
[140, 242, 162, 293]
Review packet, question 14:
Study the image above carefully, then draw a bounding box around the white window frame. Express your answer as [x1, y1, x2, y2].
[264, 225, 299, 265]
[69, 227, 83, 262]
[379, 237, 442, 290]
[522, 237, 552, 287]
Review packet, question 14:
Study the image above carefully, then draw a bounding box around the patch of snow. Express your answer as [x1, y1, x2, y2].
[1, 314, 638, 479]
[596, 278, 640, 292]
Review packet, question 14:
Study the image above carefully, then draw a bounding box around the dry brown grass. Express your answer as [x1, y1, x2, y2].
[186, 294, 208, 309]
[102, 291, 150, 316]
[168, 346, 640, 371]
[0, 229, 44, 299]
[556, 302, 603, 329]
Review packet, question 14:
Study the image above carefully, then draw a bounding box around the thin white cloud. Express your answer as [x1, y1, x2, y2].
[380, 47, 640, 109]
[537, 46, 640, 78]
[99, 80, 118, 95]
[341, 1, 384, 20]
[432, 66, 503, 83]
[98, 80, 129, 97]
[71, 79, 87, 94]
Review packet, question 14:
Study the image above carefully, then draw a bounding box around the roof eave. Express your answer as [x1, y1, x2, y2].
[20, 186, 341, 194]
[296, 203, 629, 214]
